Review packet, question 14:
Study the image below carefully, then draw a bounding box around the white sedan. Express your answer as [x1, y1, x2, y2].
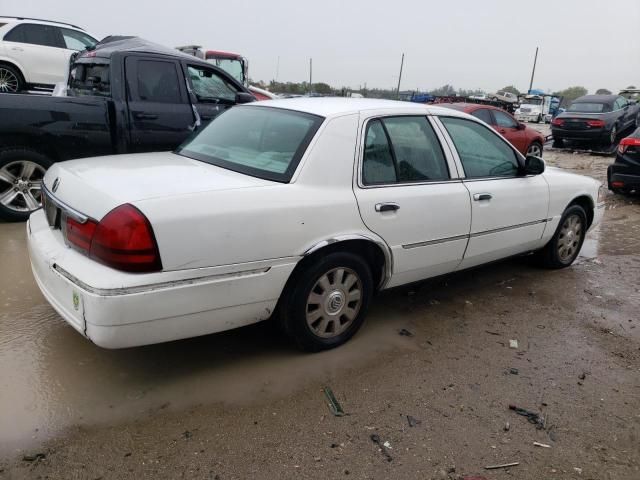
[28, 98, 604, 351]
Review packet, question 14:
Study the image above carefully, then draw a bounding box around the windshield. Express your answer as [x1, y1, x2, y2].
[568, 102, 610, 113]
[207, 58, 244, 84]
[522, 97, 542, 105]
[68, 62, 110, 97]
[177, 106, 324, 182]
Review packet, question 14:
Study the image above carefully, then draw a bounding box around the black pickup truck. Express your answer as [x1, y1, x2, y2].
[0, 36, 255, 221]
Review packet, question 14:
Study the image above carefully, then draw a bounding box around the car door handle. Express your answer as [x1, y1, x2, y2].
[375, 202, 400, 212]
[133, 112, 159, 120]
[473, 193, 492, 201]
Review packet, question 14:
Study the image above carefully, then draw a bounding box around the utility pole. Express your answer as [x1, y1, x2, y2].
[396, 53, 404, 99]
[309, 58, 313, 94]
[275, 56, 280, 83]
[528, 47, 538, 94]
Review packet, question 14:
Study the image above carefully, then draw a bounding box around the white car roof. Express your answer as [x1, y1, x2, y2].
[0, 16, 85, 31]
[246, 97, 466, 119]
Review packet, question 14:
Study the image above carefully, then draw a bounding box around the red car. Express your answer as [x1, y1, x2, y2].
[440, 103, 545, 157]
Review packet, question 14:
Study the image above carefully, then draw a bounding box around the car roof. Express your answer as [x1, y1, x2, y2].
[244, 97, 468, 118]
[439, 102, 507, 113]
[573, 94, 618, 104]
[0, 16, 85, 30]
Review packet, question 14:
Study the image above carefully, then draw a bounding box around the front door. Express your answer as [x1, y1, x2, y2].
[125, 56, 196, 152]
[491, 109, 528, 153]
[354, 114, 471, 288]
[183, 63, 240, 127]
[436, 116, 549, 269]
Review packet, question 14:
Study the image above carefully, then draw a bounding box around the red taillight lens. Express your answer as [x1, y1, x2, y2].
[65, 216, 98, 253]
[551, 118, 564, 126]
[618, 136, 640, 154]
[586, 120, 605, 128]
[89, 204, 162, 273]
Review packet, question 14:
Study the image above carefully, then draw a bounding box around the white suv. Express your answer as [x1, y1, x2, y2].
[0, 16, 97, 93]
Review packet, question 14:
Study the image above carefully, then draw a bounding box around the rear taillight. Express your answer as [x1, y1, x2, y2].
[551, 118, 564, 126]
[64, 204, 162, 273]
[618, 136, 640, 154]
[586, 120, 605, 128]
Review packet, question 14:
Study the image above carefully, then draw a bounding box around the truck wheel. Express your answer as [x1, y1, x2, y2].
[0, 149, 52, 222]
[278, 252, 373, 352]
[0, 64, 24, 93]
[535, 205, 587, 269]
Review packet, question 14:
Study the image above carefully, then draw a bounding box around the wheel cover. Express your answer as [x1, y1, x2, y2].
[0, 68, 19, 93]
[610, 126, 616, 144]
[306, 267, 363, 338]
[0, 161, 46, 212]
[527, 143, 542, 156]
[557, 214, 583, 263]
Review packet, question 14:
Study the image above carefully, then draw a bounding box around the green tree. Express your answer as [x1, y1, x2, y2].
[430, 84, 456, 96]
[595, 88, 612, 95]
[499, 85, 520, 96]
[554, 86, 588, 106]
[314, 82, 333, 95]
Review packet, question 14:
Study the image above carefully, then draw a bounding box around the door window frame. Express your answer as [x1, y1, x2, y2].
[431, 115, 527, 182]
[356, 114, 462, 189]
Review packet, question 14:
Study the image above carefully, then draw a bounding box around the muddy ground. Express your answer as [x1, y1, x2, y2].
[1, 129, 639, 479]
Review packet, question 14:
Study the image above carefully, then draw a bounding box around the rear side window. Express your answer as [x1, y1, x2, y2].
[4, 23, 61, 47]
[69, 63, 110, 97]
[60, 28, 97, 50]
[136, 60, 181, 103]
[441, 117, 519, 178]
[362, 116, 449, 185]
[471, 108, 493, 124]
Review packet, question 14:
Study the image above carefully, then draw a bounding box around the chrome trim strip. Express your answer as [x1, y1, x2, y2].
[43, 184, 89, 224]
[403, 234, 469, 249]
[470, 219, 548, 237]
[52, 264, 270, 296]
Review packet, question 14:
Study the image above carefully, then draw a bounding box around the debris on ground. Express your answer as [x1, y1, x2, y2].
[509, 404, 545, 429]
[485, 330, 501, 336]
[323, 387, 345, 417]
[370, 434, 393, 462]
[406, 415, 421, 427]
[579, 372, 587, 380]
[509, 368, 519, 375]
[398, 328, 414, 337]
[485, 461, 519, 470]
[181, 430, 192, 440]
[533, 441, 551, 448]
[509, 339, 519, 349]
[504, 422, 510, 431]
[22, 453, 46, 462]
[463, 477, 488, 480]
[574, 467, 583, 474]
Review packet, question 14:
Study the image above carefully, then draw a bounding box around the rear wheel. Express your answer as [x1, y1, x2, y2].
[0, 149, 52, 222]
[278, 252, 373, 352]
[0, 64, 24, 93]
[526, 141, 543, 157]
[606, 125, 617, 146]
[536, 205, 587, 269]
[552, 138, 564, 148]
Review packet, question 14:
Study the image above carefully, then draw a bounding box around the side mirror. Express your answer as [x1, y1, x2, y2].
[523, 155, 545, 175]
[236, 92, 256, 104]
[516, 122, 526, 130]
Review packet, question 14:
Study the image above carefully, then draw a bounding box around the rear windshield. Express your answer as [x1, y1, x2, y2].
[177, 106, 324, 182]
[567, 102, 610, 113]
[68, 62, 111, 97]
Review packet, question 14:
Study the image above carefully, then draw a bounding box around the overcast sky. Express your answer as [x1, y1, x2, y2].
[4, 0, 639, 93]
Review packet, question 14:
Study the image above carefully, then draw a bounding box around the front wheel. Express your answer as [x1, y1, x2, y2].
[278, 252, 373, 352]
[526, 141, 543, 157]
[0, 64, 24, 93]
[0, 148, 52, 222]
[536, 205, 587, 269]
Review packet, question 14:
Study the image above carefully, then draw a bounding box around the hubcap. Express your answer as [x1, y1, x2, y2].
[610, 127, 616, 144]
[0, 68, 19, 93]
[557, 214, 583, 263]
[306, 267, 362, 338]
[0, 161, 45, 212]
[527, 144, 542, 157]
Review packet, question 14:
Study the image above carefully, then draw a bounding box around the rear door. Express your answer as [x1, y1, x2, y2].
[354, 114, 471, 288]
[125, 56, 196, 152]
[3, 23, 67, 86]
[436, 115, 549, 269]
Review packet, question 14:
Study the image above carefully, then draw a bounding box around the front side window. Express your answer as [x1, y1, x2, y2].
[187, 65, 238, 103]
[137, 60, 181, 103]
[61, 28, 97, 50]
[177, 106, 323, 182]
[440, 117, 520, 178]
[471, 108, 493, 124]
[493, 110, 518, 128]
[4, 23, 60, 47]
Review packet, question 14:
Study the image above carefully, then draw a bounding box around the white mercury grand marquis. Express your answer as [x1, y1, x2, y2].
[27, 98, 605, 351]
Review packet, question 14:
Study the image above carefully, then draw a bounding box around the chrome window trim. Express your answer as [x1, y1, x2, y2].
[355, 113, 462, 190]
[42, 184, 89, 224]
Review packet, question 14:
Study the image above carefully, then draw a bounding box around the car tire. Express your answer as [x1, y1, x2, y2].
[535, 205, 587, 269]
[0, 148, 52, 222]
[605, 125, 617, 146]
[277, 252, 373, 352]
[526, 141, 543, 157]
[0, 64, 25, 93]
[552, 138, 564, 148]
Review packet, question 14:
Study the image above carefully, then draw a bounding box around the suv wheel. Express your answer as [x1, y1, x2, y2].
[278, 252, 373, 352]
[0, 149, 52, 221]
[0, 65, 24, 93]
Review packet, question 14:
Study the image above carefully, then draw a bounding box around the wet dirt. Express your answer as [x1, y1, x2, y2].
[1, 143, 639, 479]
